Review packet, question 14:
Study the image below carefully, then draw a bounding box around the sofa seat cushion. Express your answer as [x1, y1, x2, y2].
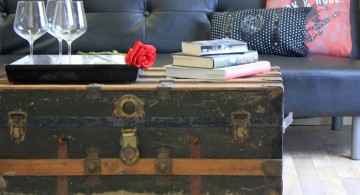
[260, 54, 360, 117]
[154, 53, 360, 117]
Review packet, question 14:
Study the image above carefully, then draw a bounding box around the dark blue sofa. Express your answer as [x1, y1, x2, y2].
[1, 0, 360, 159]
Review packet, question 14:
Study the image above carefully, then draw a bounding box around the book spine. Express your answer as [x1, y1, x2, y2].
[200, 44, 247, 55]
[213, 51, 258, 68]
[223, 61, 271, 80]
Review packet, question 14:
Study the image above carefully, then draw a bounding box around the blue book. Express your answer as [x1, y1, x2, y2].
[172, 50, 258, 69]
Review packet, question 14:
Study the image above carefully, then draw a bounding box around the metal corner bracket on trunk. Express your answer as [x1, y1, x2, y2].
[84, 147, 101, 175]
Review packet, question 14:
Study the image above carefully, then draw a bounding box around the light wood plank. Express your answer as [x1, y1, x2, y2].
[282, 144, 303, 195]
[301, 128, 348, 195]
[341, 177, 360, 195]
[284, 128, 327, 195]
[317, 129, 360, 178]
[283, 125, 360, 195]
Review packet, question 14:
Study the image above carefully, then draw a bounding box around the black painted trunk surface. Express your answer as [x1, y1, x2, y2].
[0, 69, 283, 194]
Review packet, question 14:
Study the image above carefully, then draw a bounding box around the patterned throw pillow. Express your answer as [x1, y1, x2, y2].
[266, 0, 351, 57]
[209, 7, 311, 57]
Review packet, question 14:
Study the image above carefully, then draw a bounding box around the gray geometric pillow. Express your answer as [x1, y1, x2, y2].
[209, 7, 311, 57]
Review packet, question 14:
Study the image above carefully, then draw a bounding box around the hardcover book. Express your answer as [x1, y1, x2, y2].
[181, 38, 248, 56]
[165, 61, 271, 80]
[172, 50, 258, 69]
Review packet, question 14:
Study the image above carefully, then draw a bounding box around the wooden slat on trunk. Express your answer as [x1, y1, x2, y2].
[0, 66, 282, 90]
[0, 158, 281, 176]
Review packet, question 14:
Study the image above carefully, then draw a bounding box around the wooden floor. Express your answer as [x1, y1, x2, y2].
[283, 125, 360, 195]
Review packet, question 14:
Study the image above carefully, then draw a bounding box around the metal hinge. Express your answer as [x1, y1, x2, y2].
[156, 79, 174, 89]
[86, 83, 103, 100]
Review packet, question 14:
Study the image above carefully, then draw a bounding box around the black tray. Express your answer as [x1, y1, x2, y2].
[5, 55, 139, 84]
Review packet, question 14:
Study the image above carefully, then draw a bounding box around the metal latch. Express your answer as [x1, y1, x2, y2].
[119, 128, 140, 165]
[8, 109, 28, 144]
[230, 108, 251, 144]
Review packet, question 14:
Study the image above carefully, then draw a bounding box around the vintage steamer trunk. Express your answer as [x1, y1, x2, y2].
[0, 67, 283, 195]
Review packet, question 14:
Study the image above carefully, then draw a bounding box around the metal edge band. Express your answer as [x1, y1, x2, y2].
[260, 160, 282, 176]
[225, 11, 236, 38]
[272, 8, 282, 49]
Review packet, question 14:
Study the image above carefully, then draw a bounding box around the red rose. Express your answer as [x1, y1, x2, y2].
[125, 40, 156, 69]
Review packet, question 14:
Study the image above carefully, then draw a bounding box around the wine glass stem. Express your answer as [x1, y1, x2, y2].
[29, 40, 34, 64]
[58, 38, 62, 57]
[67, 41, 72, 57]
[29, 40, 34, 56]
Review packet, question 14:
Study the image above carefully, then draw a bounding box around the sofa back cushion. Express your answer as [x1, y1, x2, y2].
[0, 0, 358, 58]
[209, 7, 311, 57]
[266, 0, 352, 57]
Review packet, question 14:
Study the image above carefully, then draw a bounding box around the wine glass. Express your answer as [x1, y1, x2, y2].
[46, 0, 64, 58]
[13, 1, 48, 62]
[51, 1, 87, 58]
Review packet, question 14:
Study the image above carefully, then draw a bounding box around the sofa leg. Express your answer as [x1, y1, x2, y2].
[351, 116, 360, 160]
[331, 116, 343, 131]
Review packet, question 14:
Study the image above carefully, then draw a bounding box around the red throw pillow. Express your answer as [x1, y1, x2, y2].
[266, 0, 351, 57]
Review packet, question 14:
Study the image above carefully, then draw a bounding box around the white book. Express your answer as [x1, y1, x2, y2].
[181, 38, 248, 56]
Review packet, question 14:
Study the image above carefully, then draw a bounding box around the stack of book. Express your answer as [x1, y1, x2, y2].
[165, 38, 271, 80]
